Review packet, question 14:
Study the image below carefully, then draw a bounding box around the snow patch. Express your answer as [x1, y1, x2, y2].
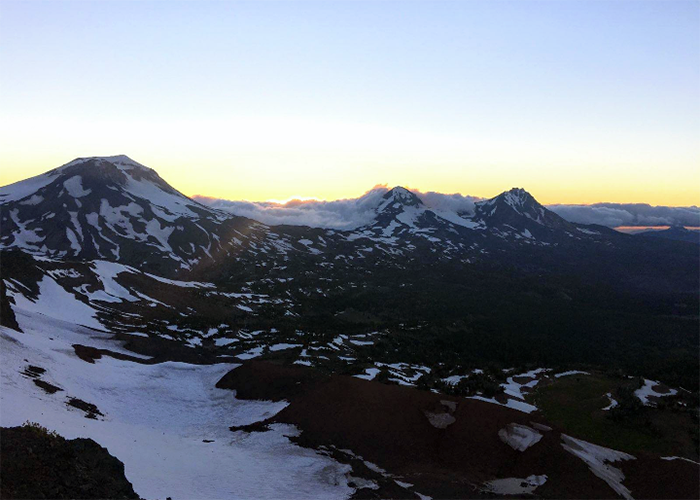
[554, 370, 590, 378]
[484, 475, 547, 495]
[7, 274, 103, 330]
[498, 423, 543, 451]
[560, 434, 635, 500]
[635, 379, 677, 406]
[63, 176, 92, 198]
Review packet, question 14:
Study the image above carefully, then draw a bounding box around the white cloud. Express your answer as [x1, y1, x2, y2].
[195, 188, 699, 230]
[194, 186, 391, 230]
[415, 191, 480, 216]
[548, 203, 700, 228]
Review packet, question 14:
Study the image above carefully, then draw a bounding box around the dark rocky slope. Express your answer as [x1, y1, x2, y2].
[1, 424, 139, 500]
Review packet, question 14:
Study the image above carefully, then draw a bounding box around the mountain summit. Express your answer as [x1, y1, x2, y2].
[473, 187, 575, 234]
[0, 156, 251, 274]
[378, 187, 423, 211]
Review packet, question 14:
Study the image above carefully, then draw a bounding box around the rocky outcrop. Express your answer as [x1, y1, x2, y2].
[0, 424, 139, 499]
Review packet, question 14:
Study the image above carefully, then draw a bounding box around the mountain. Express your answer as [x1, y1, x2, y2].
[2, 156, 697, 289]
[0, 155, 263, 276]
[473, 187, 576, 235]
[331, 185, 610, 260]
[639, 226, 700, 245]
[0, 157, 590, 277]
[1, 156, 698, 342]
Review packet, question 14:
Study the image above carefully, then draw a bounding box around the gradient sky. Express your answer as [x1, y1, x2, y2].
[1, 0, 698, 205]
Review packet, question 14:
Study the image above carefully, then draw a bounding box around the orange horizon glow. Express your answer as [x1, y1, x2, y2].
[1, 153, 699, 208]
[2, 2, 698, 209]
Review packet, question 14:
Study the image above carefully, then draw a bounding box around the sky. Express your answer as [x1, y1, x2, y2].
[1, 0, 698, 206]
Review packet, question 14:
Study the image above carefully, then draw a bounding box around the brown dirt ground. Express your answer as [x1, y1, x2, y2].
[218, 360, 699, 499]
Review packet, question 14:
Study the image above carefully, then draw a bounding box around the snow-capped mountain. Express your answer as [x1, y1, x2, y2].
[366, 186, 478, 234]
[0, 155, 691, 283]
[0, 156, 264, 275]
[338, 184, 606, 259]
[472, 187, 579, 237]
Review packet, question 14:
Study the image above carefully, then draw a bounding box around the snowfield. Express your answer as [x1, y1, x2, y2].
[1, 308, 356, 499]
[7, 274, 105, 330]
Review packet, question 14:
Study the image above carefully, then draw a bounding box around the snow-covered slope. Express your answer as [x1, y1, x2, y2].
[0, 309, 356, 499]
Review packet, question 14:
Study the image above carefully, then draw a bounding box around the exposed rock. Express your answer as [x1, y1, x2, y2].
[0, 425, 139, 499]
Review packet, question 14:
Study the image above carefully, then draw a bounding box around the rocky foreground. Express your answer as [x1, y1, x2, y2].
[1, 424, 139, 499]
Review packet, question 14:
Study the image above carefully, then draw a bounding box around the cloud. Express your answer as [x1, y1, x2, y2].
[415, 191, 480, 216]
[195, 188, 699, 229]
[194, 186, 391, 230]
[548, 203, 700, 228]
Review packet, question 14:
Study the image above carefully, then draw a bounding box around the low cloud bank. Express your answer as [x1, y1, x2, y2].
[194, 187, 390, 229]
[548, 203, 700, 228]
[195, 189, 699, 229]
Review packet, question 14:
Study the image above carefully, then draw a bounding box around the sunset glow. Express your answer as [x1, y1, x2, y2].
[1, 0, 698, 206]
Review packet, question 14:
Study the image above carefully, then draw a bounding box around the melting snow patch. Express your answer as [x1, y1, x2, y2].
[560, 434, 635, 500]
[348, 339, 374, 346]
[554, 370, 590, 378]
[602, 393, 618, 411]
[634, 379, 677, 406]
[354, 367, 381, 381]
[660, 456, 700, 465]
[214, 338, 238, 347]
[8, 275, 103, 330]
[89, 261, 139, 303]
[47, 268, 81, 279]
[347, 476, 379, 490]
[441, 375, 467, 385]
[66, 228, 81, 253]
[238, 346, 264, 360]
[484, 475, 547, 495]
[424, 411, 456, 429]
[362, 460, 387, 474]
[142, 272, 215, 289]
[63, 175, 92, 198]
[268, 343, 302, 352]
[501, 368, 549, 400]
[530, 422, 552, 432]
[19, 194, 44, 205]
[467, 395, 539, 414]
[498, 423, 543, 451]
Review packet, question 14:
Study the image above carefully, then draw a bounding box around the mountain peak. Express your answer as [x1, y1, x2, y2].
[58, 155, 150, 174]
[0, 154, 225, 270]
[473, 187, 574, 231]
[369, 186, 426, 230]
[502, 187, 537, 207]
[380, 186, 423, 208]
